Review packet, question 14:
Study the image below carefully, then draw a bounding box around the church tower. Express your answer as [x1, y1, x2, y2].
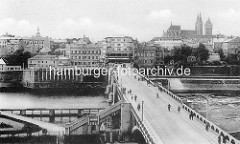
[195, 13, 203, 35]
[205, 18, 213, 35]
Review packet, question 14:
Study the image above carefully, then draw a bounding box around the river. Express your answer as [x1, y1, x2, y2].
[154, 78, 240, 138]
[0, 90, 108, 109]
[168, 78, 240, 138]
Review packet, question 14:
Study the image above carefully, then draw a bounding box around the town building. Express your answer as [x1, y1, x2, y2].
[150, 37, 182, 50]
[0, 57, 21, 71]
[0, 35, 22, 56]
[104, 36, 138, 63]
[65, 43, 101, 67]
[134, 45, 156, 68]
[28, 55, 70, 68]
[20, 28, 51, 54]
[211, 36, 226, 52]
[50, 39, 67, 54]
[222, 36, 240, 56]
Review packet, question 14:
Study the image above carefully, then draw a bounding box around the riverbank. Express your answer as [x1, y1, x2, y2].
[177, 93, 240, 139]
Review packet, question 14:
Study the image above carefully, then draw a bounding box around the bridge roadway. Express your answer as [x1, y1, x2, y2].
[0, 111, 65, 135]
[119, 73, 219, 144]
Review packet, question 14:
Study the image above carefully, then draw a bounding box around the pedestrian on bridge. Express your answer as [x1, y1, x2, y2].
[134, 95, 137, 101]
[218, 135, 221, 144]
[178, 106, 181, 113]
[189, 111, 194, 120]
[137, 103, 141, 111]
[205, 122, 210, 131]
[168, 104, 171, 111]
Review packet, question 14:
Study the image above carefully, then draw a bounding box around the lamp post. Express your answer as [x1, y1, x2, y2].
[121, 78, 122, 87]
[142, 101, 144, 121]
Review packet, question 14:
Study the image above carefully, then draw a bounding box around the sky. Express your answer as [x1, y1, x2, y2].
[0, 0, 240, 42]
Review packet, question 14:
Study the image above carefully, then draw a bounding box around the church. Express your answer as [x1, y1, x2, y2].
[163, 13, 213, 39]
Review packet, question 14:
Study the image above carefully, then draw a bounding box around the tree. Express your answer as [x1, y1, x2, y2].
[173, 45, 192, 62]
[4, 49, 33, 68]
[218, 48, 225, 60]
[195, 43, 209, 63]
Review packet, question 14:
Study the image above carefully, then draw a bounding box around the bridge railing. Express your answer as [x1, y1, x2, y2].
[130, 106, 155, 144]
[138, 74, 240, 144]
[65, 115, 88, 135]
[98, 101, 122, 120]
[112, 71, 125, 101]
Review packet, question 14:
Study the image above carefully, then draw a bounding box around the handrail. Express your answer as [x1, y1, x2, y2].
[98, 101, 122, 119]
[130, 106, 155, 144]
[0, 108, 105, 111]
[139, 73, 240, 144]
[65, 115, 88, 134]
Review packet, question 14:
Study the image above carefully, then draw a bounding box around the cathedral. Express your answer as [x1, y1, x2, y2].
[163, 13, 213, 38]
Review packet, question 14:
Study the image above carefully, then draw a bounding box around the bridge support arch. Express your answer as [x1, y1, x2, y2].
[131, 126, 146, 144]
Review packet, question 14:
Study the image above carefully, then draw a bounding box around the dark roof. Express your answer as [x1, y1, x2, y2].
[151, 37, 181, 41]
[168, 25, 181, 31]
[28, 55, 57, 60]
[180, 30, 196, 38]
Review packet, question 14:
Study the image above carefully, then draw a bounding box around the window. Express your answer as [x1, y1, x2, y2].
[92, 56, 94, 59]
[79, 56, 81, 59]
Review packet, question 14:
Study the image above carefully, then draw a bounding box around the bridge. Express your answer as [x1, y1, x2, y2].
[63, 67, 240, 143]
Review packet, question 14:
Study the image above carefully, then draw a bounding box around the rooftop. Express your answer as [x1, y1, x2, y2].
[0, 58, 6, 65]
[28, 55, 57, 60]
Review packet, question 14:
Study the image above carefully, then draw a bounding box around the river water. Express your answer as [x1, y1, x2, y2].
[166, 78, 240, 138]
[0, 90, 108, 109]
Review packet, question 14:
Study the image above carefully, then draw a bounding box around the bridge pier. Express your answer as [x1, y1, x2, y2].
[49, 109, 55, 123]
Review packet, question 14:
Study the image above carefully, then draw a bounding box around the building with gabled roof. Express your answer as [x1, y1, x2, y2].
[222, 36, 240, 56]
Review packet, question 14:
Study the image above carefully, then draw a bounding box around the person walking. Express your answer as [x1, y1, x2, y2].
[168, 104, 171, 111]
[156, 93, 159, 98]
[137, 103, 141, 111]
[134, 95, 137, 101]
[178, 106, 181, 113]
[206, 122, 210, 131]
[218, 135, 221, 144]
